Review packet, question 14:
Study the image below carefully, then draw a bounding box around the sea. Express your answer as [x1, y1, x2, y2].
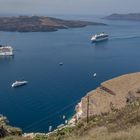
[0, 15, 140, 132]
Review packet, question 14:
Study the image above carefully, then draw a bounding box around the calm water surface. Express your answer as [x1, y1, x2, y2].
[0, 16, 140, 132]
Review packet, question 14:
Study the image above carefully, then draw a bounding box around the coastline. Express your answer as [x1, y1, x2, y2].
[23, 72, 140, 138]
[1, 72, 140, 139]
[72, 72, 140, 120]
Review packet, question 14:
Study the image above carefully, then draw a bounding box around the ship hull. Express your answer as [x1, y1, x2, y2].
[0, 52, 13, 56]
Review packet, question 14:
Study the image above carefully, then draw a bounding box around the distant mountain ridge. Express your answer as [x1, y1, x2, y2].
[104, 13, 140, 21]
[0, 16, 106, 32]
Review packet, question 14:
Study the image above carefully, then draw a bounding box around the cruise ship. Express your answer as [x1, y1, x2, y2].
[0, 45, 13, 56]
[91, 32, 109, 43]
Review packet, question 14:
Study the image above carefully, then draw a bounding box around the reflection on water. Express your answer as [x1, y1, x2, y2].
[92, 41, 109, 48]
[0, 55, 14, 62]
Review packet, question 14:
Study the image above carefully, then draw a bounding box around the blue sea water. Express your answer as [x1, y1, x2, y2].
[0, 15, 140, 132]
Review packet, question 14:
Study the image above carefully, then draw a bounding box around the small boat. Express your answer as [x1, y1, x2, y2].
[62, 115, 66, 119]
[11, 80, 28, 88]
[59, 62, 63, 66]
[91, 32, 109, 43]
[48, 126, 52, 132]
[93, 73, 97, 77]
[65, 120, 68, 124]
[57, 124, 64, 129]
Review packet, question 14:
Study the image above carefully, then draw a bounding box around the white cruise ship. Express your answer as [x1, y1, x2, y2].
[0, 45, 13, 56]
[91, 32, 109, 43]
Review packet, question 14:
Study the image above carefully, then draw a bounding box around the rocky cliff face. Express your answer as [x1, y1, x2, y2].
[72, 72, 140, 122]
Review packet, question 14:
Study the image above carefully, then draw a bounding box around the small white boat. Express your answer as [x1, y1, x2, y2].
[57, 124, 64, 129]
[93, 73, 97, 77]
[11, 80, 28, 88]
[48, 126, 52, 132]
[62, 115, 66, 119]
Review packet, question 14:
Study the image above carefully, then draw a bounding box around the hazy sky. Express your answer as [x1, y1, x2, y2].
[0, 0, 140, 16]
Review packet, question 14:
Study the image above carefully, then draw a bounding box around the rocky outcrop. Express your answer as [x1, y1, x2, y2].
[0, 115, 22, 138]
[0, 16, 106, 32]
[72, 72, 140, 122]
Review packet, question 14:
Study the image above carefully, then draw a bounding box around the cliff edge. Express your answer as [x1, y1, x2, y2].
[72, 72, 140, 122]
[2, 72, 140, 140]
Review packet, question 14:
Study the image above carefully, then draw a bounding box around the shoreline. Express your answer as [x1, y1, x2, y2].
[23, 72, 140, 138]
[72, 72, 140, 120]
[1, 72, 140, 139]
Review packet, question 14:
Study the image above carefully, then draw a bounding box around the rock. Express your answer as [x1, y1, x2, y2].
[0, 115, 22, 138]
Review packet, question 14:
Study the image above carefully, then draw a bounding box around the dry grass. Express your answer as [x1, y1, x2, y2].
[1, 99, 140, 140]
[80, 72, 140, 117]
[67, 125, 140, 140]
[38, 98, 140, 140]
[1, 95, 140, 140]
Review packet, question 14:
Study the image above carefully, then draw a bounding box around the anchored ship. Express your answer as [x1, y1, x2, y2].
[91, 32, 109, 43]
[0, 45, 13, 56]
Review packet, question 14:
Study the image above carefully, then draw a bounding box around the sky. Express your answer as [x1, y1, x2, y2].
[0, 0, 140, 16]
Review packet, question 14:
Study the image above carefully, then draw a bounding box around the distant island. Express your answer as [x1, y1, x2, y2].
[104, 13, 140, 21]
[0, 16, 106, 32]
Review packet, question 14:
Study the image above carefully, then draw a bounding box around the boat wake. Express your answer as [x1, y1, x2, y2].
[110, 34, 140, 41]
